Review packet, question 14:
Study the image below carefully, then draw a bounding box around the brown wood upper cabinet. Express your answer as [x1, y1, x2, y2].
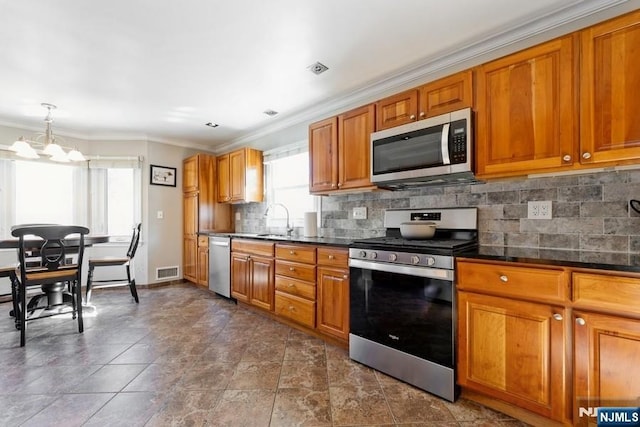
[475, 35, 578, 178]
[580, 10, 640, 166]
[217, 148, 264, 203]
[309, 104, 376, 194]
[375, 70, 473, 131]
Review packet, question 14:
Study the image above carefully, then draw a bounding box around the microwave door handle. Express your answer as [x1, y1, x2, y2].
[441, 123, 451, 165]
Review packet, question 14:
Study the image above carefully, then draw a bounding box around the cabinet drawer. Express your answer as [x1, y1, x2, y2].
[275, 275, 316, 301]
[275, 291, 316, 328]
[456, 260, 569, 303]
[276, 244, 316, 264]
[198, 236, 209, 247]
[231, 239, 274, 257]
[275, 260, 316, 282]
[573, 272, 640, 317]
[317, 247, 348, 268]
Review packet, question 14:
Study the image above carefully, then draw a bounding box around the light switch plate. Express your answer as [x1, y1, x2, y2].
[353, 207, 367, 220]
[157, 210, 164, 219]
[527, 201, 552, 219]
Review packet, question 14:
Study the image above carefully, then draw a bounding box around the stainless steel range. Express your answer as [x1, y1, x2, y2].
[349, 207, 477, 402]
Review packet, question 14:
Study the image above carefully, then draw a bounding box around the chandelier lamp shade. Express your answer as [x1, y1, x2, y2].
[8, 103, 86, 162]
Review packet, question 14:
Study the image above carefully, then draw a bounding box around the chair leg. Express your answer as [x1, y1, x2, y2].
[126, 265, 139, 303]
[75, 279, 83, 333]
[10, 272, 19, 320]
[19, 283, 27, 347]
[86, 265, 94, 303]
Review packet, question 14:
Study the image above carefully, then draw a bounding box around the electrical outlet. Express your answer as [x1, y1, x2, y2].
[156, 210, 164, 219]
[353, 207, 367, 220]
[528, 201, 552, 219]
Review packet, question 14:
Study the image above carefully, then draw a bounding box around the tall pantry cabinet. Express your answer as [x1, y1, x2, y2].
[183, 154, 233, 285]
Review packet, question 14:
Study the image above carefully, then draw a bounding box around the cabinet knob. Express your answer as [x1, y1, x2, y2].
[328, 255, 335, 260]
[338, 182, 342, 187]
[343, 275, 348, 279]
[582, 152, 592, 160]
[499, 275, 508, 283]
[410, 114, 416, 120]
[288, 283, 295, 288]
[331, 183, 336, 188]
[576, 317, 586, 326]
[419, 111, 425, 118]
[289, 250, 295, 255]
[552, 313, 563, 321]
[562, 154, 571, 162]
[289, 267, 295, 271]
[288, 305, 295, 311]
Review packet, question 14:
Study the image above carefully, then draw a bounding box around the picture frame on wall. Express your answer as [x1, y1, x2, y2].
[150, 164, 177, 187]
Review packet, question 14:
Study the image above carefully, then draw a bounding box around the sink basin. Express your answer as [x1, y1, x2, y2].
[256, 233, 289, 238]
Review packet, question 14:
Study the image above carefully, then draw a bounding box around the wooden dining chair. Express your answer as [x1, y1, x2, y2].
[11, 224, 90, 347]
[86, 223, 141, 304]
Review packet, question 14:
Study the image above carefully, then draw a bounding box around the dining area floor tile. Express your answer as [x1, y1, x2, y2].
[0, 283, 530, 426]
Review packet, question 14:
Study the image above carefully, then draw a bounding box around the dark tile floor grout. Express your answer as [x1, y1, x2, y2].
[0, 284, 529, 426]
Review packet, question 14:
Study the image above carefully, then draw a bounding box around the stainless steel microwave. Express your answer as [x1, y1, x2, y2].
[370, 108, 474, 188]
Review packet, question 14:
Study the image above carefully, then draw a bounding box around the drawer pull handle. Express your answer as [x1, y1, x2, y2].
[553, 313, 563, 321]
[343, 275, 348, 279]
[328, 255, 335, 260]
[289, 250, 295, 255]
[499, 275, 508, 283]
[289, 267, 295, 271]
[288, 283, 295, 288]
[288, 305, 295, 311]
[576, 317, 586, 326]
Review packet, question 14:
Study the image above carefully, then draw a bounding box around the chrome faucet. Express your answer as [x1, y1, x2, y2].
[264, 203, 294, 237]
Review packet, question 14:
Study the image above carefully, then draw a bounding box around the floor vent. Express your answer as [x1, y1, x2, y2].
[156, 266, 179, 280]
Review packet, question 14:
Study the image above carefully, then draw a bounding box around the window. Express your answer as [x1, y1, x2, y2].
[0, 156, 141, 240]
[264, 150, 319, 228]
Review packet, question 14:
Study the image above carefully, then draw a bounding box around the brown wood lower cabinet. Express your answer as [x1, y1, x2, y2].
[231, 239, 275, 311]
[316, 247, 349, 341]
[457, 292, 568, 422]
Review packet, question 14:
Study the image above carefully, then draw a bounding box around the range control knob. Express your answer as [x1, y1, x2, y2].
[425, 256, 436, 266]
[359, 251, 367, 258]
[411, 255, 421, 265]
[388, 253, 398, 262]
[369, 252, 378, 259]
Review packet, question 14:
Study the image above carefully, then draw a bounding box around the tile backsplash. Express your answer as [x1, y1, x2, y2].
[234, 169, 640, 254]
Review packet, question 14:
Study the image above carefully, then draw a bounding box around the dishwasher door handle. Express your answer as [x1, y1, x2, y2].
[210, 241, 230, 247]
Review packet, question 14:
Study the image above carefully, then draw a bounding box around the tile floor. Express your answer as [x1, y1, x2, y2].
[0, 284, 530, 426]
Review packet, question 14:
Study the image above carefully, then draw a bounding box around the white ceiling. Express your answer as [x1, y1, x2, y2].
[0, 0, 635, 152]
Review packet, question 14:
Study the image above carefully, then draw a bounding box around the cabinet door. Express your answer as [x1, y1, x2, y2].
[375, 89, 418, 130]
[574, 311, 640, 423]
[183, 155, 199, 192]
[197, 245, 209, 287]
[309, 117, 338, 193]
[418, 70, 473, 119]
[458, 292, 568, 422]
[229, 149, 246, 202]
[183, 236, 197, 283]
[217, 154, 230, 203]
[476, 35, 577, 178]
[338, 104, 376, 191]
[580, 11, 640, 165]
[250, 255, 274, 311]
[316, 266, 349, 341]
[231, 253, 250, 303]
[183, 192, 198, 236]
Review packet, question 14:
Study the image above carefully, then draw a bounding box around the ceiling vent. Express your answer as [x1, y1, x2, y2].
[205, 122, 219, 128]
[308, 61, 329, 75]
[263, 109, 278, 117]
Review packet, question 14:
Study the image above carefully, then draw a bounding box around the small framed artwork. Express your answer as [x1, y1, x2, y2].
[150, 164, 177, 187]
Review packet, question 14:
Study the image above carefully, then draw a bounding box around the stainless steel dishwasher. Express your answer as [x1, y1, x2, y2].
[209, 236, 231, 298]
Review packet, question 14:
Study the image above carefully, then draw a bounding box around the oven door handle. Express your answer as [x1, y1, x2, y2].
[349, 258, 453, 281]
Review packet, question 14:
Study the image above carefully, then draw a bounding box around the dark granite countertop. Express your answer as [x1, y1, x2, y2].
[458, 245, 640, 274]
[200, 231, 352, 248]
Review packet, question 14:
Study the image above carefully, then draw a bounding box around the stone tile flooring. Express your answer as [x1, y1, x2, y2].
[0, 284, 530, 426]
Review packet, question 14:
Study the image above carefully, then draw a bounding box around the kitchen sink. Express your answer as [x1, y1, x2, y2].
[256, 233, 289, 238]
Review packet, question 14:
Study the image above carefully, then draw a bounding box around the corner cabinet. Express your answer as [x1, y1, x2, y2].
[579, 10, 640, 166]
[217, 148, 263, 204]
[456, 259, 570, 424]
[309, 105, 376, 194]
[182, 154, 233, 285]
[475, 35, 578, 179]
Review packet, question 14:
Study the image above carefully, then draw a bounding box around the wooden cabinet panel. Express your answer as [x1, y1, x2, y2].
[476, 35, 577, 178]
[183, 192, 198, 236]
[216, 154, 230, 202]
[275, 291, 316, 328]
[231, 253, 250, 303]
[316, 265, 349, 340]
[250, 255, 274, 311]
[275, 244, 316, 264]
[458, 292, 568, 421]
[573, 272, 640, 318]
[232, 239, 274, 257]
[376, 89, 418, 130]
[183, 155, 199, 192]
[418, 70, 473, 119]
[309, 117, 338, 193]
[197, 244, 208, 287]
[317, 247, 349, 268]
[229, 149, 246, 202]
[275, 260, 316, 283]
[574, 311, 640, 420]
[275, 276, 316, 300]
[217, 148, 263, 204]
[183, 236, 197, 283]
[580, 10, 640, 165]
[338, 104, 376, 191]
[457, 259, 569, 303]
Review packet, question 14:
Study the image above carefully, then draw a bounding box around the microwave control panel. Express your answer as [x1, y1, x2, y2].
[450, 119, 467, 164]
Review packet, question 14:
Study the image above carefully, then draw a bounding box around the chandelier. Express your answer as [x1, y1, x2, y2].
[9, 103, 86, 162]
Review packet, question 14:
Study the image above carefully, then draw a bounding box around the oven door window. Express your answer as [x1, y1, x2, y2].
[372, 124, 445, 175]
[350, 267, 454, 368]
